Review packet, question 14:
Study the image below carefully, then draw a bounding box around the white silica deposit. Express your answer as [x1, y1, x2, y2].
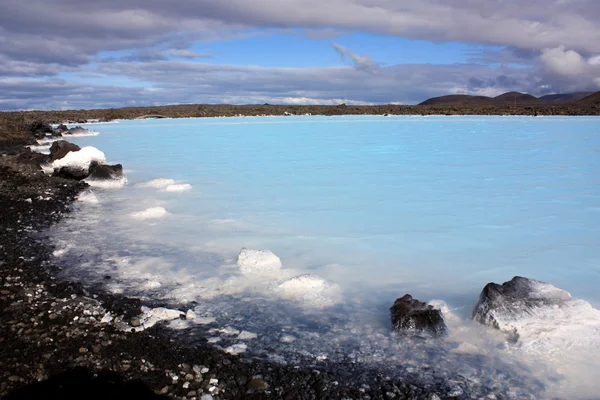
[237, 248, 282, 276]
[163, 183, 192, 192]
[85, 176, 128, 189]
[135, 178, 175, 189]
[129, 207, 169, 220]
[52, 146, 106, 172]
[77, 190, 100, 204]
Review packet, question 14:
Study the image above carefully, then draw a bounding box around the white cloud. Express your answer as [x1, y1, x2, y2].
[540, 46, 586, 77]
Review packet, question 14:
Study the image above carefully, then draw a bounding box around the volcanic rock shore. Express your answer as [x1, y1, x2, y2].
[0, 142, 465, 400]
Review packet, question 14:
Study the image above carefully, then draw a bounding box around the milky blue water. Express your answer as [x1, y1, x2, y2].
[66, 116, 600, 304]
[51, 115, 600, 398]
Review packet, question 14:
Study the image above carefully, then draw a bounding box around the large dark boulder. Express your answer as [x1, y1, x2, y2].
[390, 294, 446, 337]
[472, 276, 577, 342]
[29, 121, 55, 139]
[50, 141, 81, 161]
[88, 161, 123, 180]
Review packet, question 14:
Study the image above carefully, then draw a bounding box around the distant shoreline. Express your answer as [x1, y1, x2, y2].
[1, 103, 598, 141]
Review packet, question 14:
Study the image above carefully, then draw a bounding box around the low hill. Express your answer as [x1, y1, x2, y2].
[576, 91, 600, 105]
[418, 95, 498, 106]
[493, 92, 541, 105]
[539, 92, 594, 103]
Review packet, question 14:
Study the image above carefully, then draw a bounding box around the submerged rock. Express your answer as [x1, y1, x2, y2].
[49, 141, 81, 161]
[390, 294, 446, 337]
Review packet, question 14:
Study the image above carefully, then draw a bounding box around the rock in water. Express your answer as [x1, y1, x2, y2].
[50, 141, 81, 161]
[88, 162, 123, 180]
[390, 294, 446, 337]
[55, 124, 69, 134]
[472, 276, 594, 342]
[52, 146, 106, 180]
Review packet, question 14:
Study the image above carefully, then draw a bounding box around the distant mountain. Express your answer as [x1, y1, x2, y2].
[418, 91, 597, 106]
[418, 94, 498, 106]
[493, 92, 541, 105]
[576, 91, 600, 105]
[539, 92, 594, 103]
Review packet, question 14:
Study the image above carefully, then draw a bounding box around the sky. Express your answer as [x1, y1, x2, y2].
[1, 0, 599, 110]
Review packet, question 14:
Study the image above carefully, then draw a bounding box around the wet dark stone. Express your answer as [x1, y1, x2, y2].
[88, 162, 123, 180]
[472, 276, 570, 339]
[390, 294, 446, 337]
[56, 124, 69, 134]
[53, 165, 90, 180]
[50, 141, 81, 161]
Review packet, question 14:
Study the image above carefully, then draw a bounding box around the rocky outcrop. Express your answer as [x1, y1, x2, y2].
[55, 124, 69, 134]
[390, 294, 446, 337]
[49, 141, 81, 161]
[51, 147, 106, 180]
[64, 126, 90, 136]
[29, 121, 56, 139]
[87, 162, 123, 180]
[471, 276, 594, 343]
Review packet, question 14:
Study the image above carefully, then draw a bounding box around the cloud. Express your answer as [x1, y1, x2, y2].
[538, 46, 600, 92]
[0, 0, 598, 108]
[0, 56, 541, 110]
[332, 43, 378, 72]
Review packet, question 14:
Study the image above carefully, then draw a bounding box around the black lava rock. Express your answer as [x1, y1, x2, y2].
[390, 294, 446, 337]
[55, 124, 69, 134]
[65, 126, 90, 136]
[50, 140, 81, 161]
[472, 276, 572, 332]
[88, 161, 123, 180]
[29, 121, 55, 139]
[53, 166, 90, 180]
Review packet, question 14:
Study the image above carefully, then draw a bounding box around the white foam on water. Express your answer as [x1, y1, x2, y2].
[162, 183, 192, 192]
[40, 163, 54, 175]
[62, 127, 100, 137]
[77, 190, 99, 204]
[136, 178, 175, 189]
[130, 207, 169, 220]
[237, 248, 282, 276]
[224, 343, 247, 355]
[52, 146, 106, 171]
[274, 274, 342, 308]
[85, 176, 128, 189]
[28, 144, 52, 154]
[238, 331, 258, 340]
[131, 306, 184, 331]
